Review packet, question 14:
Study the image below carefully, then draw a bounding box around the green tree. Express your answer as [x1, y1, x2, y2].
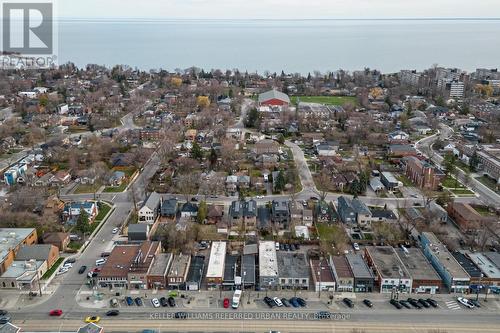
[443, 152, 458, 188]
[469, 151, 479, 172]
[76, 208, 91, 234]
[190, 141, 203, 161]
[209, 148, 218, 168]
[359, 171, 369, 193]
[244, 108, 260, 128]
[197, 200, 207, 224]
[275, 170, 286, 192]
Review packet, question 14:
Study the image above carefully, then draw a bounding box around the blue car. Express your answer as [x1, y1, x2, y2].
[125, 296, 134, 306]
[289, 297, 300, 308]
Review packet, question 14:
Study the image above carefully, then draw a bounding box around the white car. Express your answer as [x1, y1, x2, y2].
[62, 263, 73, 269]
[112, 227, 119, 234]
[273, 297, 283, 307]
[457, 297, 474, 309]
[256, 195, 264, 199]
[57, 267, 69, 276]
[353, 243, 360, 251]
[151, 298, 161, 308]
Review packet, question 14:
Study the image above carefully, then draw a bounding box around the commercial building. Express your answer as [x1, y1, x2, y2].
[452, 251, 484, 286]
[345, 254, 375, 293]
[206, 241, 226, 287]
[147, 253, 173, 289]
[185, 255, 205, 291]
[446, 202, 496, 233]
[0, 259, 46, 290]
[222, 254, 239, 289]
[277, 252, 309, 290]
[15, 244, 59, 270]
[395, 247, 443, 294]
[258, 89, 290, 107]
[167, 254, 191, 289]
[259, 241, 279, 290]
[420, 232, 470, 293]
[329, 256, 354, 292]
[0, 228, 38, 275]
[364, 246, 412, 294]
[310, 258, 336, 292]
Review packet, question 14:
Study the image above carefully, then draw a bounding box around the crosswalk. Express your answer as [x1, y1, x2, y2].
[445, 300, 461, 310]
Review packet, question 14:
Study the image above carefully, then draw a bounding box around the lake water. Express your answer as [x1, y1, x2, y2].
[58, 19, 500, 73]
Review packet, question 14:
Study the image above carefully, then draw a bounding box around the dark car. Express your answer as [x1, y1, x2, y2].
[0, 310, 8, 316]
[296, 297, 307, 307]
[78, 265, 87, 274]
[407, 298, 422, 309]
[399, 300, 412, 309]
[343, 298, 354, 308]
[134, 297, 143, 306]
[106, 310, 119, 316]
[363, 299, 373, 308]
[263, 297, 274, 308]
[283, 244, 290, 251]
[426, 299, 438, 308]
[281, 298, 290, 307]
[390, 299, 402, 309]
[295, 243, 300, 250]
[65, 258, 76, 264]
[290, 244, 297, 251]
[418, 299, 430, 308]
[191, 197, 198, 202]
[289, 297, 300, 308]
[316, 311, 331, 320]
[125, 296, 134, 306]
[174, 312, 188, 319]
[168, 297, 176, 307]
[0, 316, 10, 324]
[160, 297, 168, 307]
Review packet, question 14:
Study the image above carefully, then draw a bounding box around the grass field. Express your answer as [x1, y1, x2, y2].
[74, 182, 102, 194]
[290, 96, 358, 106]
[103, 182, 127, 193]
[42, 257, 64, 280]
[95, 202, 112, 221]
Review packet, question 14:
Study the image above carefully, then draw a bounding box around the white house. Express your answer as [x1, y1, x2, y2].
[138, 192, 161, 224]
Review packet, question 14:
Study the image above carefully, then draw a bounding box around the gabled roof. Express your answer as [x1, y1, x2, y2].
[181, 202, 198, 213]
[141, 192, 161, 211]
[15, 244, 56, 261]
[258, 89, 290, 104]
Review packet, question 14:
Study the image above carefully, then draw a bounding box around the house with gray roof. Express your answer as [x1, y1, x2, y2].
[277, 252, 309, 290]
[345, 254, 374, 292]
[161, 198, 177, 218]
[258, 89, 290, 107]
[138, 192, 161, 224]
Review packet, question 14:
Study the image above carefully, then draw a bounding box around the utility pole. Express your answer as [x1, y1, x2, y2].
[476, 273, 483, 301]
[317, 270, 321, 299]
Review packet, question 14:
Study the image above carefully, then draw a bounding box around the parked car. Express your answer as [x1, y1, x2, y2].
[95, 258, 106, 266]
[168, 297, 176, 307]
[399, 300, 412, 309]
[363, 299, 373, 308]
[56, 267, 69, 276]
[223, 298, 230, 308]
[407, 298, 422, 309]
[106, 310, 119, 316]
[343, 298, 354, 308]
[289, 297, 300, 308]
[125, 296, 134, 306]
[49, 309, 63, 316]
[353, 243, 360, 251]
[65, 258, 76, 264]
[151, 298, 161, 308]
[418, 299, 430, 308]
[263, 297, 274, 308]
[281, 298, 290, 307]
[457, 297, 475, 309]
[390, 299, 402, 309]
[0, 310, 7, 316]
[87, 271, 98, 278]
[289, 244, 297, 251]
[112, 227, 119, 234]
[0, 316, 11, 324]
[134, 297, 143, 306]
[273, 297, 283, 307]
[160, 297, 168, 307]
[469, 299, 481, 308]
[78, 266, 87, 274]
[84, 316, 100, 323]
[296, 297, 307, 307]
[426, 298, 438, 308]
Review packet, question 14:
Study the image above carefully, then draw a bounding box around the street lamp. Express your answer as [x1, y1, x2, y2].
[476, 273, 484, 301]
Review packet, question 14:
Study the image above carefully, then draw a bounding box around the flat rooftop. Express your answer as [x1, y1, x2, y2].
[421, 232, 469, 279]
[167, 253, 190, 277]
[277, 252, 309, 279]
[206, 241, 226, 278]
[186, 255, 205, 283]
[223, 254, 238, 282]
[0, 228, 36, 263]
[452, 251, 483, 278]
[148, 253, 172, 276]
[483, 252, 500, 271]
[0, 260, 44, 280]
[395, 247, 441, 281]
[310, 258, 335, 283]
[99, 244, 140, 278]
[467, 252, 500, 279]
[345, 254, 374, 280]
[330, 256, 353, 279]
[242, 254, 256, 284]
[259, 241, 278, 277]
[365, 246, 411, 279]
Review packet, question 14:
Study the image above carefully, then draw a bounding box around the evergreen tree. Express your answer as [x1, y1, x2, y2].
[190, 141, 203, 161]
[76, 208, 91, 234]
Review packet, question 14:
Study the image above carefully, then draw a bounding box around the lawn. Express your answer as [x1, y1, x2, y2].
[74, 182, 102, 194]
[450, 189, 475, 196]
[441, 175, 465, 189]
[41, 257, 64, 280]
[476, 175, 499, 193]
[103, 182, 127, 193]
[95, 202, 112, 221]
[290, 96, 358, 106]
[397, 174, 413, 187]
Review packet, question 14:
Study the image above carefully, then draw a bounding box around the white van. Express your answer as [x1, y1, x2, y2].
[231, 289, 242, 309]
[95, 258, 106, 266]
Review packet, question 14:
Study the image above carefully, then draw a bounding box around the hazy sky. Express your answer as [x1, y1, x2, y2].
[59, 0, 500, 19]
